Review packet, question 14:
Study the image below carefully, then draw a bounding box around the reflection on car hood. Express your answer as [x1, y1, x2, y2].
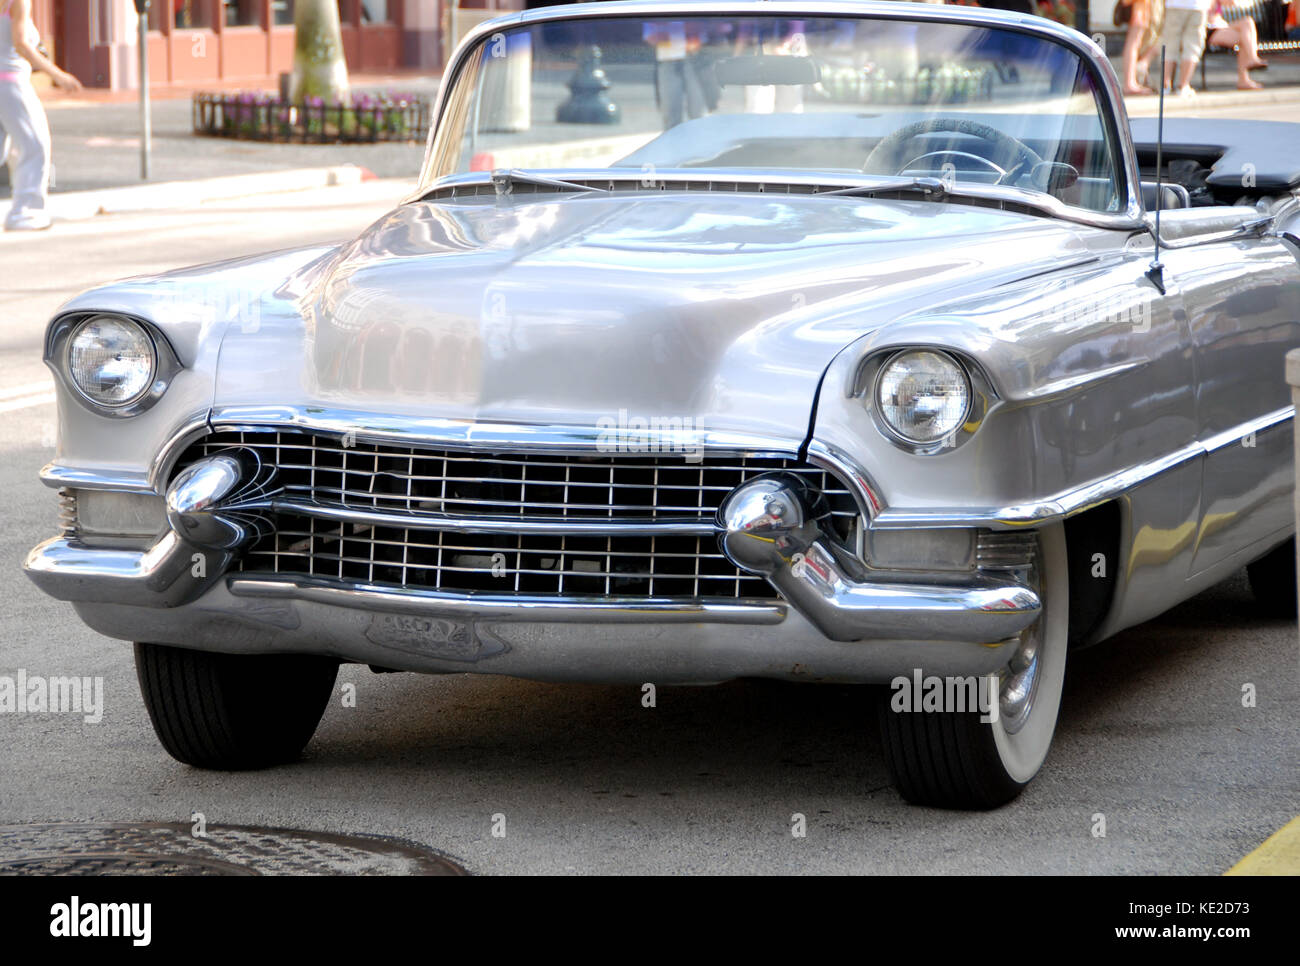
[214, 192, 1096, 445]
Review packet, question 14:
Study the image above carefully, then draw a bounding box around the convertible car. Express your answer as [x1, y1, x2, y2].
[24, 1, 1300, 808]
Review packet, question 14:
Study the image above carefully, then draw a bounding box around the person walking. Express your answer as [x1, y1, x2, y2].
[1161, 0, 1213, 95]
[645, 20, 708, 129]
[0, 0, 80, 231]
[1206, 1, 1268, 90]
[1116, 0, 1164, 94]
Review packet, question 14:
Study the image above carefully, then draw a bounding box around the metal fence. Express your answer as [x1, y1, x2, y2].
[192, 93, 431, 144]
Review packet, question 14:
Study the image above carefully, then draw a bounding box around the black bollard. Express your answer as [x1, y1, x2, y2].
[556, 46, 621, 125]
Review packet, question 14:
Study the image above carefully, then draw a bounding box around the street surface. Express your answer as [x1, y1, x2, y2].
[1, 102, 1298, 874]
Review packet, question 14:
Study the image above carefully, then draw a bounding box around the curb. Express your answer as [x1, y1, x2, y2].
[1225, 815, 1300, 875]
[2, 164, 372, 223]
[1124, 86, 1300, 115]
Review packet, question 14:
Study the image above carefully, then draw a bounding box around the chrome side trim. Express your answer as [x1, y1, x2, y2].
[1201, 406, 1294, 454]
[870, 406, 1295, 529]
[228, 575, 786, 624]
[872, 504, 1062, 530]
[39, 463, 154, 493]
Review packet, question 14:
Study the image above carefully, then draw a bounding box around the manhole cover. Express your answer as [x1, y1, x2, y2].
[0, 823, 466, 876]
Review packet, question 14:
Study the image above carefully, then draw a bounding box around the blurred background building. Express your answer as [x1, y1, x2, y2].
[32, 0, 548, 90]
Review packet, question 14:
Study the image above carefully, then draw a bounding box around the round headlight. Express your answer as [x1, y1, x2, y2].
[875, 349, 971, 444]
[66, 316, 156, 408]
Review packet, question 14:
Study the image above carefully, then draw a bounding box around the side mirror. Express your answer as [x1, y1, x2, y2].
[1028, 161, 1079, 192]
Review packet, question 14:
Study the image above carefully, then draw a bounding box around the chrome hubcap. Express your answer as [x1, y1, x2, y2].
[998, 547, 1044, 735]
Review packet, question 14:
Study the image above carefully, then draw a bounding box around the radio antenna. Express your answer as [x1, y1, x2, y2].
[1145, 46, 1167, 295]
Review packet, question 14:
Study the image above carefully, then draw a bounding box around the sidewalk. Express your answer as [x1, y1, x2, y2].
[0, 164, 376, 226]
[34, 69, 440, 108]
[28, 94, 427, 195]
[1104, 41, 1300, 114]
[19, 70, 436, 196]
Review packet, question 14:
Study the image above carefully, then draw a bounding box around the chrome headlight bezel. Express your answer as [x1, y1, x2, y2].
[858, 348, 991, 455]
[47, 312, 181, 418]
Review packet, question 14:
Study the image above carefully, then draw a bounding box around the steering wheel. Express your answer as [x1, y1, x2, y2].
[863, 118, 1043, 186]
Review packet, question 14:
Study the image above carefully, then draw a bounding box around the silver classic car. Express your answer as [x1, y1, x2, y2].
[24, 2, 1300, 808]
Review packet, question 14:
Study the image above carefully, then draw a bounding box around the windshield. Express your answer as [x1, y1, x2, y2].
[425, 13, 1124, 214]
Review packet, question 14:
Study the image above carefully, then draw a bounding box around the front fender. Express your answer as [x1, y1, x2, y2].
[810, 253, 1195, 528]
[41, 245, 338, 494]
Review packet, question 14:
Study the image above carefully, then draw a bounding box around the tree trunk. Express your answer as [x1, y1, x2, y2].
[290, 0, 350, 104]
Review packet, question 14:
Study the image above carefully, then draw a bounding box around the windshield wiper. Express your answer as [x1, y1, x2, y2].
[819, 177, 950, 200]
[418, 169, 609, 203]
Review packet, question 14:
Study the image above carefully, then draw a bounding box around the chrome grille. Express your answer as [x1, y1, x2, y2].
[177, 429, 861, 600]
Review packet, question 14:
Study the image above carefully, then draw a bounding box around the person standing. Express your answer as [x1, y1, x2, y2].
[1161, 0, 1213, 95]
[645, 21, 708, 129]
[0, 0, 80, 231]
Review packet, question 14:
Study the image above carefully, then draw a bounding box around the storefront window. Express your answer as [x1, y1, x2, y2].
[361, 0, 389, 23]
[223, 0, 263, 27]
[273, 0, 295, 26]
[174, 0, 212, 29]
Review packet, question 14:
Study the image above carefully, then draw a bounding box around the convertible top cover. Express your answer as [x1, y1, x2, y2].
[1129, 118, 1300, 193]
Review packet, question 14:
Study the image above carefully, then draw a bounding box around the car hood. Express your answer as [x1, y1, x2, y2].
[213, 192, 1098, 445]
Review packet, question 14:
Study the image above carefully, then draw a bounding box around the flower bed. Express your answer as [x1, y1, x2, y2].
[192, 91, 431, 144]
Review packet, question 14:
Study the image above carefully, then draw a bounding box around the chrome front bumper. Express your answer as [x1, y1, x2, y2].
[24, 455, 1043, 683]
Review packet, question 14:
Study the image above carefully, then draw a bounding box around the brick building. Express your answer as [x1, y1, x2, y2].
[30, 0, 532, 90]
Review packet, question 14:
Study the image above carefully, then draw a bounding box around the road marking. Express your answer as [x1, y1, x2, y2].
[0, 391, 55, 413]
[84, 136, 141, 148]
[0, 380, 53, 400]
[1225, 815, 1300, 875]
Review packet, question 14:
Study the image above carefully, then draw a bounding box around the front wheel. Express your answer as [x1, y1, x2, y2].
[876, 524, 1069, 809]
[134, 642, 338, 769]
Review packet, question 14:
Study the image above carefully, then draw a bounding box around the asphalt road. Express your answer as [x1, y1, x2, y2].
[0, 176, 1296, 876]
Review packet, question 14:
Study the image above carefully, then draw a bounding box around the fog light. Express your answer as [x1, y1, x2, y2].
[867, 528, 975, 571]
[72, 489, 168, 539]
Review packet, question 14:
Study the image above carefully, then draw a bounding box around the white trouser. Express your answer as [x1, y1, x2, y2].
[0, 76, 51, 225]
[656, 59, 706, 129]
